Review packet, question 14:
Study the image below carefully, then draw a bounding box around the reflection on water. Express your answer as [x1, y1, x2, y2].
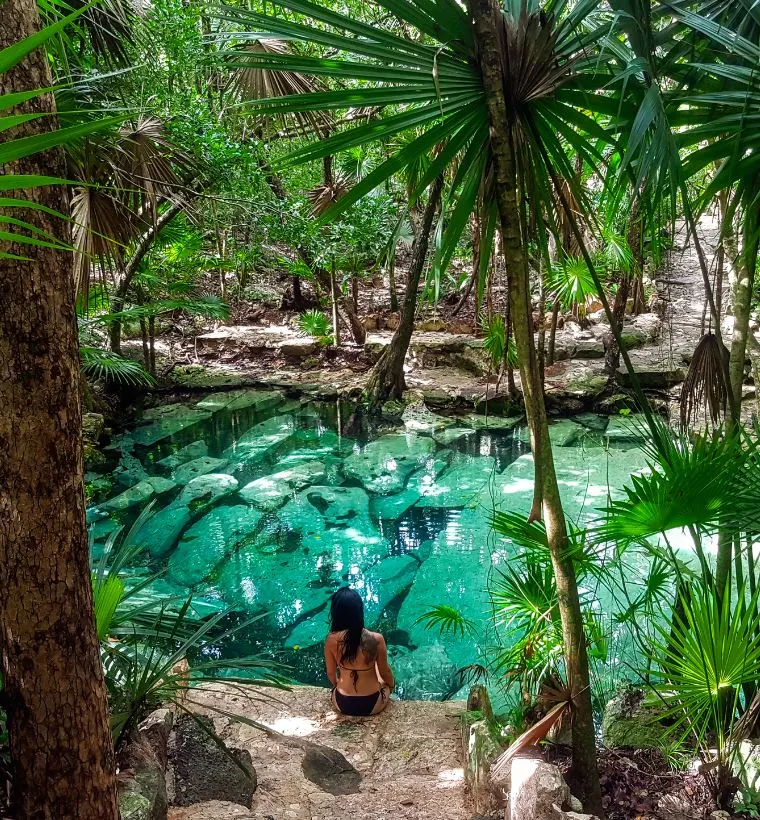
[87, 390, 655, 700]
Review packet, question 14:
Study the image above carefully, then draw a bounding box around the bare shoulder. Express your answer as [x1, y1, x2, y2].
[324, 631, 340, 649]
[365, 630, 386, 648]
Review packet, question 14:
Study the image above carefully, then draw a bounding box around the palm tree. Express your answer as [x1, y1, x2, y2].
[218, 0, 660, 808]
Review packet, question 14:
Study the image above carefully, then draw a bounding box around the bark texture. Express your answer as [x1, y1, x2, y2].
[0, 3, 119, 817]
[365, 176, 443, 407]
[467, 0, 603, 812]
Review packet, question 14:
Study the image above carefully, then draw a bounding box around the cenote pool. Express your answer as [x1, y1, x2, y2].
[86, 389, 659, 702]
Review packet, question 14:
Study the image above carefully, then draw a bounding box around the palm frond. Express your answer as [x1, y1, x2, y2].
[80, 345, 155, 386]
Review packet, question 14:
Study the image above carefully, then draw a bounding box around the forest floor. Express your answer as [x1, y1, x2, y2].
[121, 213, 759, 425]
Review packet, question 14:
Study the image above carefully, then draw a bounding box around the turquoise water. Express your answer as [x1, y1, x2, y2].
[86, 389, 655, 700]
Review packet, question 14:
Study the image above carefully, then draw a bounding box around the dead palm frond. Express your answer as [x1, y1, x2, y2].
[228, 39, 332, 137]
[306, 172, 352, 217]
[680, 333, 730, 428]
[68, 118, 197, 301]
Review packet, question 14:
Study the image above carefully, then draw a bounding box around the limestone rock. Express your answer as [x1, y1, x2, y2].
[172, 457, 228, 484]
[118, 709, 173, 820]
[280, 338, 319, 358]
[510, 758, 570, 820]
[616, 364, 685, 389]
[239, 461, 327, 511]
[517, 419, 585, 448]
[604, 413, 650, 444]
[359, 554, 419, 624]
[222, 415, 295, 473]
[432, 427, 476, 446]
[390, 643, 458, 700]
[416, 455, 497, 508]
[136, 504, 192, 558]
[602, 687, 670, 749]
[102, 476, 175, 512]
[133, 405, 212, 446]
[169, 714, 256, 808]
[178, 473, 239, 507]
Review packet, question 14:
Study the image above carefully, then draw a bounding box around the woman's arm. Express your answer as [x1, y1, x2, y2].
[375, 635, 395, 691]
[324, 636, 338, 687]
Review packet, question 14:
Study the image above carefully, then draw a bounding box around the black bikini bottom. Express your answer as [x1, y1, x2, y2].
[333, 688, 383, 716]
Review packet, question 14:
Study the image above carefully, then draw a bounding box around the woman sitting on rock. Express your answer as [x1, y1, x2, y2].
[324, 587, 395, 716]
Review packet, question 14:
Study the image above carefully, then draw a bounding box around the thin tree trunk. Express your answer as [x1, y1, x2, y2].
[140, 317, 150, 368]
[388, 254, 399, 313]
[148, 315, 156, 376]
[548, 298, 560, 365]
[109, 199, 186, 353]
[605, 200, 640, 374]
[351, 273, 359, 314]
[0, 4, 118, 817]
[330, 264, 341, 347]
[366, 177, 443, 408]
[467, 0, 603, 811]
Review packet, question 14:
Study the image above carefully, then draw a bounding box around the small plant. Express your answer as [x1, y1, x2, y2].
[297, 309, 333, 346]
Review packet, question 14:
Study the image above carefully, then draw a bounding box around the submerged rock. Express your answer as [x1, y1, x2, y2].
[604, 413, 650, 443]
[168, 505, 263, 587]
[222, 415, 295, 473]
[390, 643, 459, 700]
[196, 388, 284, 415]
[342, 433, 437, 495]
[171, 456, 228, 484]
[178, 473, 239, 507]
[284, 608, 331, 649]
[216, 544, 333, 623]
[239, 461, 327, 511]
[416, 455, 497, 508]
[102, 476, 176, 512]
[132, 405, 212, 446]
[432, 427, 476, 446]
[156, 440, 209, 472]
[360, 555, 418, 625]
[517, 418, 585, 447]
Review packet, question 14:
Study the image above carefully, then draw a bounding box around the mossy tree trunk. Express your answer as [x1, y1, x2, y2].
[366, 176, 443, 408]
[467, 0, 603, 812]
[0, 2, 119, 817]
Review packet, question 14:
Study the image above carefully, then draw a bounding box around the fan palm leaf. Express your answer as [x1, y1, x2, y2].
[217, 0, 629, 284]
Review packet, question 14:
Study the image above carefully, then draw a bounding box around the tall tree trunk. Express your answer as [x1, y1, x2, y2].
[366, 177, 443, 408]
[467, 0, 603, 812]
[0, 3, 118, 817]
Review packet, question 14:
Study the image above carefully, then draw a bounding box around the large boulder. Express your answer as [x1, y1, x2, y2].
[510, 758, 597, 820]
[602, 687, 670, 749]
[168, 714, 256, 808]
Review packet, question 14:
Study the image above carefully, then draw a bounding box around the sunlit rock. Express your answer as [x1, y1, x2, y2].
[102, 476, 176, 512]
[239, 461, 327, 511]
[172, 456, 228, 484]
[177, 473, 239, 507]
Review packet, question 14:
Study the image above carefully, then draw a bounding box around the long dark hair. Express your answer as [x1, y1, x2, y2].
[330, 587, 364, 665]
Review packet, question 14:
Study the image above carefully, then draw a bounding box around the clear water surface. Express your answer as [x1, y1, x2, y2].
[86, 389, 656, 701]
